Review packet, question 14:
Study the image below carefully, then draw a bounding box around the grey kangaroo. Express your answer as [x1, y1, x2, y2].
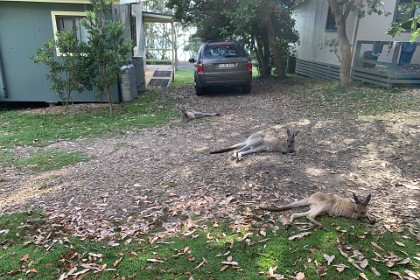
[209, 129, 299, 161]
[260, 192, 373, 229]
[180, 106, 220, 122]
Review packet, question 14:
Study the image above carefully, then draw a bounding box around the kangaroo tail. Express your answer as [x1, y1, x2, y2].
[209, 142, 244, 154]
[209, 146, 236, 154]
[259, 198, 310, 212]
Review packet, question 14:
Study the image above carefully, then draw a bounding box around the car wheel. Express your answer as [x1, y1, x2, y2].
[196, 86, 205, 96]
[242, 84, 251, 94]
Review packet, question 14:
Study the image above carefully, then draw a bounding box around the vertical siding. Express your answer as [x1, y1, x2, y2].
[292, 0, 419, 66]
[0, 2, 120, 102]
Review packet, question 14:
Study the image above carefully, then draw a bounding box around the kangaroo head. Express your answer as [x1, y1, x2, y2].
[352, 193, 371, 219]
[179, 106, 189, 119]
[285, 129, 300, 152]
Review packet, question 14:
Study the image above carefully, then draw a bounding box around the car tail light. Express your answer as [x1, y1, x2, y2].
[247, 60, 252, 71]
[197, 60, 204, 73]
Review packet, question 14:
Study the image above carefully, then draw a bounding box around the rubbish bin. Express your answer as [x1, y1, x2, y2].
[120, 65, 135, 102]
[363, 51, 379, 68]
[132, 57, 146, 93]
[287, 56, 296, 74]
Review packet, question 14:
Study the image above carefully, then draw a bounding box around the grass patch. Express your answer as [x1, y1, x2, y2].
[0, 150, 13, 164]
[292, 79, 420, 117]
[0, 89, 178, 149]
[0, 213, 418, 279]
[172, 68, 260, 88]
[172, 69, 194, 87]
[10, 149, 89, 173]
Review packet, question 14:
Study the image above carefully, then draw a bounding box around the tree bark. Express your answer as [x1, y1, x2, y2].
[258, 0, 286, 78]
[327, 0, 352, 87]
[254, 32, 271, 77]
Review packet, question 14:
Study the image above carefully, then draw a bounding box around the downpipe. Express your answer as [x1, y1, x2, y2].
[0, 50, 7, 99]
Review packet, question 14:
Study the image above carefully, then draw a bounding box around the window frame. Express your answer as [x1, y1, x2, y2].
[51, 11, 88, 56]
[325, 6, 337, 31]
[393, 0, 420, 31]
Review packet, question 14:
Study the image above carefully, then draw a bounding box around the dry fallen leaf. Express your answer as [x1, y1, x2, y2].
[20, 254, 30, 263]
[295, 271, 305, 280]
[268, 266, 285, 279]
[323, 254, 335, 265]
[333, 264, 349, 273]
[288, 232, 311, 241]
[113, 257, 123, 267]
[398, 258, 410, 265]
[359, 258, 368, 269]
[359, 272, 368, 280]
[194, 258, 207, 270]
[404, 269, 420, 280]
[147, 258, 165, 263]
[220, 265, 229, 272]
[395, 241, 405, 247]
[388, 270, 404, 279]
[370, 266, 381, 276]
[222, 261, 239, 266]
[386, 260, 395, 268]
[370, 242, 385, 252]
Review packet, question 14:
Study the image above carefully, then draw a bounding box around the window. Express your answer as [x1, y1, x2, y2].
[394, 0, 420, 30]
[326, 7, 337, 31]
[325, 4, 344, 31]
[51, 11, 88, 54]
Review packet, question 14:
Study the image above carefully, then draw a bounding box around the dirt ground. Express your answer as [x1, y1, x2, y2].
[1, 78, 419, 238]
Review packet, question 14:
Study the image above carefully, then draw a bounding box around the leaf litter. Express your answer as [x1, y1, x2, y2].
[0, 78, 419, 278]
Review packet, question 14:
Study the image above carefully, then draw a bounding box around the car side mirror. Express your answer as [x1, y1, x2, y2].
[188, 57, 196, 63]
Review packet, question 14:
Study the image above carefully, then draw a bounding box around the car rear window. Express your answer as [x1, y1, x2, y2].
[203, 44, 247, 59]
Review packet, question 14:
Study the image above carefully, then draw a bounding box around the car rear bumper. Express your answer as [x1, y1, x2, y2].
[196, 71, 252, 87]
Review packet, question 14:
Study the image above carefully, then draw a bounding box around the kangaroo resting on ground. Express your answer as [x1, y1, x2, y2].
[259, 192, 373, 229]
[180, 106, 220, 122]
[209, 128, 299, 161]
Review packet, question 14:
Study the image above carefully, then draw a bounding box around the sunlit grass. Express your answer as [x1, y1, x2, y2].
[10, 149, 89, 173]
[293, 79, 420, 117]
[0, 89, 178, 149]
[1, 213, 418, 279]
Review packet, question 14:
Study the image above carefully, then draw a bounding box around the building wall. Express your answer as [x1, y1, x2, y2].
[0, 2, 119, 103]
[293, 0, 420, 66]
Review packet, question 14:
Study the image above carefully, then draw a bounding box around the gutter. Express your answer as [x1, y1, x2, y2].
[0, 50, 7, 99]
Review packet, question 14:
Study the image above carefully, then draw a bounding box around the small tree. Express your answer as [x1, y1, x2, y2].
[82, 0, 132, 115]
[388, 1, 420, 42]
[324, 0, 389, 87]
[31, 28, 93, 107]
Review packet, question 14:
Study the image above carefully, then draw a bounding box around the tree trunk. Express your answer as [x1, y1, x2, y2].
[254, 34, 270, 77]
[259, 1, 285, 79]
[327, 0, 352, 87]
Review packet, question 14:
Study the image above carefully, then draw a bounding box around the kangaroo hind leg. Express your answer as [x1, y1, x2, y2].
[237, 146, 267, 161]
[234, 137, 264, 160]
[305, 206, 328, 230]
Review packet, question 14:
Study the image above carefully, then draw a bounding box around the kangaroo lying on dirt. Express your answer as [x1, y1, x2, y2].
[260, 192, 373, 229]
[209, 128, 299, 161]
[180, 106, 220, 122]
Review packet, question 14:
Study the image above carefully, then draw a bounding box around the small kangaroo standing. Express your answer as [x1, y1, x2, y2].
[260, 192, 373, 229]
[209, 128, 299, 161]
[180, 106, 220, 122]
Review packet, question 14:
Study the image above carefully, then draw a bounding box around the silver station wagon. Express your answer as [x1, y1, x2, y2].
[189, 41, 252, 95]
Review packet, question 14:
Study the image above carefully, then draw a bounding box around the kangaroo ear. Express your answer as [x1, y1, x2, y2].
[364, 194, 372, 204]
[353, 193, 360, 204]
[294, 130, 300, 137]
[286, 128, 291, 136]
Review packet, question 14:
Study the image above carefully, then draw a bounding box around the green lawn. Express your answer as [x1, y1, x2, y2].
[0, 212, 418, 279]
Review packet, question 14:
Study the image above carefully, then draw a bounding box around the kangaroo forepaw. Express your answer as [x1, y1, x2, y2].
[231, 152, 237, 161]
[236, 154, 243, 162]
